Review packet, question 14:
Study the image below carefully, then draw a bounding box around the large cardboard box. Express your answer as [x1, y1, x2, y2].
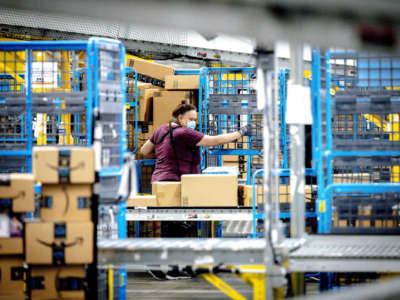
[138, 88, 159, 122]
[0, 256, 24, 296]
[165, 75, 199, 90]
[152, 182, 181, 207]
[0, 173, 35, 212]
[25, 222, 93, 264]
[128, 58, 174, 81]
[127, 195, 158, 207]
[33, 147, 95, 184]
[181, 174, 237, 207]
[30, 266, 85, 300]
[0, 238, 23, 255]
[153, 91, 192, 128]
[40, 185, 92, 222]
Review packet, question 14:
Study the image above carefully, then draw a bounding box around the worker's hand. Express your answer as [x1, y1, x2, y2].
[239, 124, 252, 137]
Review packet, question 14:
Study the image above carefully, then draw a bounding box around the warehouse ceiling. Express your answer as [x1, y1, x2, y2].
[0, 0, 400, 53]
[0, 7, 256, 66]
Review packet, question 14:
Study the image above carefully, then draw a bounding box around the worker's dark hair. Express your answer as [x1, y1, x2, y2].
[172, 100, 196, 118]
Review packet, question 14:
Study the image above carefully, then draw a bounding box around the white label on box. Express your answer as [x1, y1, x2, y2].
[286, 84, 312, 125]
[0, 214, 10, 238]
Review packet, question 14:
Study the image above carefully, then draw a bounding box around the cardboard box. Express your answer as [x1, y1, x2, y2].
[333, 173, 371, 183]
[33, 147, 95, 184]
[40, 185, 92, 222]
[127, 195, 158, 207]
[152, 182, 181, 207]
[127, 81, 154, 94]
[30, 266, 85, 300]
[165, 75, 199, 90]
[238, 185, 263, 207]
[25, 222, 93, 264]
[277, 185, 313, 203]
[128, 58, 174, 81]
[181, 174, 237, 207]
[0, 294, 25, 300]
[0, 238, 23, 255]
[139, 88, 159, 122]
[0, 173, 35, 212]
[0, 256, 24, 296]
[153, 91, 192, 128]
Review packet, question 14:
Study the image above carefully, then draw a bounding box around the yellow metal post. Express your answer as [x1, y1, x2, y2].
[202, 273, 247, 300]
[108, 266, 114, 300]
[237, 272, 266, 300]
[389, 114, 400, 182]
[59, 50, 73, 145]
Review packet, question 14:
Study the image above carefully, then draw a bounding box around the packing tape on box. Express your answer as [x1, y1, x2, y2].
[40, 186, 91, 216]
[31, 273, 85, 291]
[45, 150, 85, 183]
[35, 223, 84, 265]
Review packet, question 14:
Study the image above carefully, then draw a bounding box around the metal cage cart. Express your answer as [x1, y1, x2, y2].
[200, 67, 262, 184]
[125, 67, 139, 153]
[0, 38, 128, 299]
[314, 49, 400, 234]
[251, 169, 318, 238]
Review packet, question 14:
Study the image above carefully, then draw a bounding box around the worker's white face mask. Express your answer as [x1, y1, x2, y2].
[187, 120, 196, 130]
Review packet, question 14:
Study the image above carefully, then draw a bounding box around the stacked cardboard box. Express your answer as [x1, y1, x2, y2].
[153, 91, 194, 129]
[0, 173, 35, 299]
[181, 174, 238, 207]
[128, 58, 175, 86]
[165, 75, 199, 90]
[128, 175, 239, 208]
[29, 146, 95, 299]
[222, 155, 248, 181]
[238, 184, 314, 207]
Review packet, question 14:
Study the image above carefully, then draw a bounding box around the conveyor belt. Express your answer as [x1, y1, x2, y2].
[289, 235, 400, 272]
[126, 208, 254, 221]
[98, 238, 267, 266]
[98, 235, 400, 272]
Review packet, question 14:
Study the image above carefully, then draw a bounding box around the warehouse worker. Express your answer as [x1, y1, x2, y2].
[140, 101, 251, 182]
[140, 101, 251, 280]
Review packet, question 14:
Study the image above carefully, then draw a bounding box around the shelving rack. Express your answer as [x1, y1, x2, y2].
[0, 38, 128, 299]
[199, 67, 261, 184]
[313, 49, 400, 234]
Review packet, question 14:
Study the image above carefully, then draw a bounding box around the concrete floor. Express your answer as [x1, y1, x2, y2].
[127, 272, 320, 299]
[127, 272, 253, 300]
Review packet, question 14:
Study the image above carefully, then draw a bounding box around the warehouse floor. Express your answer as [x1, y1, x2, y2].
[127, 272, 319, 299]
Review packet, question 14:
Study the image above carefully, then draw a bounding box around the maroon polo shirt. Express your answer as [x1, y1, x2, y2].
[150, 124, 204, 182]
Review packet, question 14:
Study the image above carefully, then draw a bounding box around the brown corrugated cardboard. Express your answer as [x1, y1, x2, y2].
[30, 266, 85, 300]
[40, 185, 92, 222]
[25, 222, 93, 264]
[165, 75, 199, 90]
[139, 88, 159, 122]
[0, 173, 35, 212]
[238, 185, 263, 207]
[0, 294, 25, 300]
[33, 147, 95, 184]
[0, 256, 24, 296]
[127, 81, 153, 94]
[0, 238, 23, 255]
[152, 182, 181, 207]
[181, 175, 237, 207]
[128, 58, 174, 81]
[153, 91, 192, 128]
[127, 195, 158, 207]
